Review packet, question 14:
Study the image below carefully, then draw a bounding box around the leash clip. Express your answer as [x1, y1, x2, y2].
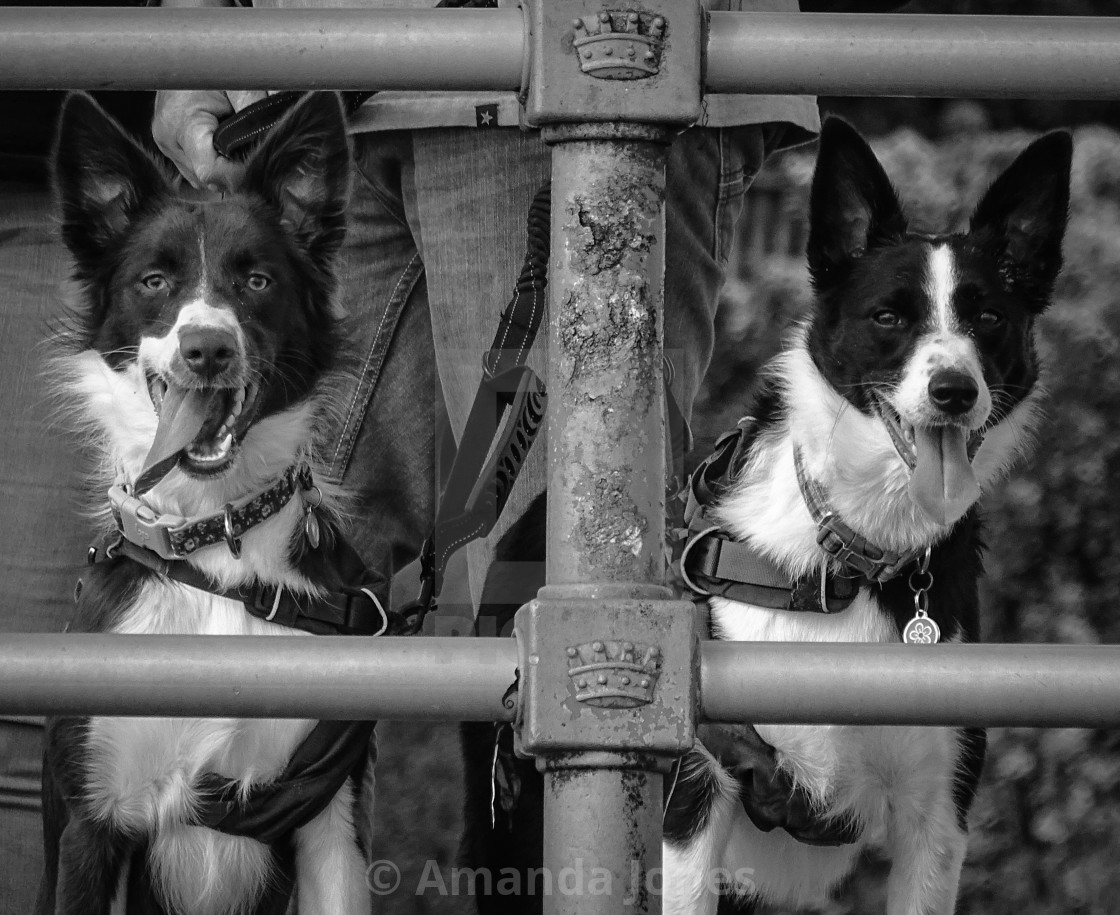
[109, 483, 184, 560]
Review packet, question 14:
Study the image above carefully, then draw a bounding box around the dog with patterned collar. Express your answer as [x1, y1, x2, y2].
[38, 92, 379, 915]
[664, 118, 1072, 915]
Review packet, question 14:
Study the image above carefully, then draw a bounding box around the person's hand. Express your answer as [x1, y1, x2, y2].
[152, 90, 263, 192]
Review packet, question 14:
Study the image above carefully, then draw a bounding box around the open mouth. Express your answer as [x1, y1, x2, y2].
[146, 374, 260, 475]
[874, 396, 985, 468]
[874, 394, 983, 526]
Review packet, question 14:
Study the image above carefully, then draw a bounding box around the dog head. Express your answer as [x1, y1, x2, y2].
[53, 92, 350, 500]
[802, 117, 1071, 528]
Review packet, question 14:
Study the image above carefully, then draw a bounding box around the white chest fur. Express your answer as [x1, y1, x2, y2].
[85, 579, 315, 832]
[707, 593, 965, 914]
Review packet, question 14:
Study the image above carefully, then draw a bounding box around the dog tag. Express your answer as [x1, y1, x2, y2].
[902, 610, 940, 645]
[304, 507, 321, 550]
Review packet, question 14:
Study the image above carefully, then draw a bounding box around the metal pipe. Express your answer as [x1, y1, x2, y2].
[5, 9, 1120, 99]
[701, 642, 1120, 728]
[3, 637, 1119, 727]
[0, 634, 518, 721]
[707, 12, 1120, 99]
[535, 124, 675, 915]
[542, 126, 671, 595]
[0, 7, 524, 91]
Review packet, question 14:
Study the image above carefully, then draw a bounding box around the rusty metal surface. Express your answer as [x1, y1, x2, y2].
[545, 137, 670, 588]
[541, 766, 663, 914]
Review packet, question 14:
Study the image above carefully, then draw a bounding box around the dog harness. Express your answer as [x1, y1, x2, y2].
[81, 460, 407, 847]
[677, 416, 924, 615]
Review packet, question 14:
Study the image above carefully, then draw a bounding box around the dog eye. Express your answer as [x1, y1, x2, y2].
[246, 274, 271, 292]
[872, 309, 904, 328]
[141, 273, 168, 292]
[975, 309, 1005, 329]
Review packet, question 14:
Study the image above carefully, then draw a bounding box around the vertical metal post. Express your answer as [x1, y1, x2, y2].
[515, 3, 704, 912]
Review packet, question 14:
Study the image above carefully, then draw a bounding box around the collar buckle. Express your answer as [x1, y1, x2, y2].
[816, 513, 903, 584]
[108, 484, 185, 560]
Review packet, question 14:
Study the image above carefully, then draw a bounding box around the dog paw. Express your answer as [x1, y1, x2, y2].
[697, 724, 862, 847]
[738, 764, 862, 847]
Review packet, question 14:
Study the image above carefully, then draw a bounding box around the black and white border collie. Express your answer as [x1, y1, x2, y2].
[663, 119, 1071, 914]
[38, 92, 367, 914]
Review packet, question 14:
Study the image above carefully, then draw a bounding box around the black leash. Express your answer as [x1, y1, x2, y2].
[401, 185, 551, 626]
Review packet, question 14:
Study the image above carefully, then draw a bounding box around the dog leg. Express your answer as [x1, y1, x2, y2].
[663, 797, 739, 915]
[885, 800, 968, 915]
[52, 814, 128, 915]
[662, 747, 740, 915]
[294, 780, 369, 915]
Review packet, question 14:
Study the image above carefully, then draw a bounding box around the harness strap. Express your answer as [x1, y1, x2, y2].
[86, 531, 401, 638]
[195, 719, 375, 844]
[82, 530, 391, 843]
[676, 416, 910, 615]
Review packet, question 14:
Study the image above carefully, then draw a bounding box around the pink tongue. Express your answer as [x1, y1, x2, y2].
[908, 426, 980, 526]
[138, 386, 219, 488]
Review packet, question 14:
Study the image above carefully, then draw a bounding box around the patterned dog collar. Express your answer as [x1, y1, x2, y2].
[109, 464, 312, 561]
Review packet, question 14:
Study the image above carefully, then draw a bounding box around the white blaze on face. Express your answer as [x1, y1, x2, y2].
[927, 244, 958, 335]
[893, 244, 991, 427]
[891, 243, 991, 526]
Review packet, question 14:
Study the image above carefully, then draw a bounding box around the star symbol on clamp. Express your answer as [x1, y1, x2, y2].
[475, 103, 499, 128]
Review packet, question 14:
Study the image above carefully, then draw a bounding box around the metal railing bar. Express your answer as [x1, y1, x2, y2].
[0, 8, 524, 91]
[702, 642, 1120, 728]
[3, 10, 1120, 99]
[0, 635, 519, 721]
[3, 636, 1118, 727]
[707, 12, 1120, 99]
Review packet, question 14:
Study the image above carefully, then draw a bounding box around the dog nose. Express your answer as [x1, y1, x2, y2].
[928, 369, 979, 415]
[179, 328, 237, 379]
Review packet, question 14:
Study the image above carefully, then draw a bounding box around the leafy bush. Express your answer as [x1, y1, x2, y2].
[695, 126, 1120, 914]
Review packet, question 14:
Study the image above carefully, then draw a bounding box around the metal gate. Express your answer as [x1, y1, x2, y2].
[3, 4, 1120, 913]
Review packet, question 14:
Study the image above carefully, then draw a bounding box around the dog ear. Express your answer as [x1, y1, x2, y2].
[52, 92, 171, 267]
[807, 117, 907, 288]
[968, 131, 1072, 309]
[242, 91, 351, 271]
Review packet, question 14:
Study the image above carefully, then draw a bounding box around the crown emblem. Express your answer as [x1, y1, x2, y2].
[571, 11, 666, 80]
[566, 639, 662, 708]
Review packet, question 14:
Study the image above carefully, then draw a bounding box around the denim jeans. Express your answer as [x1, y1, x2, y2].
[0, 180, 97, 914]
[333, 124, 773, 603]
[0, 124, 774, 911]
